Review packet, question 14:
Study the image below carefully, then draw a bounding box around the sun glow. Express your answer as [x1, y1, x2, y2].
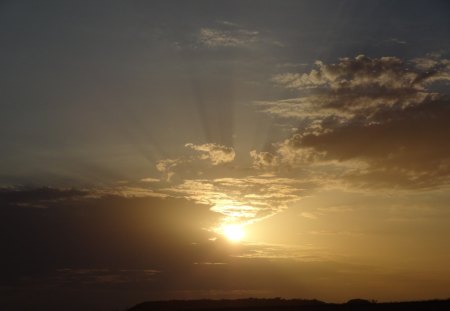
[223, 224, 245, 242]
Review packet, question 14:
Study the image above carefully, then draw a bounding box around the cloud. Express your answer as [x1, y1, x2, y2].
[296, 99, 450, 188]
[185, 143, 235, 165]
[156, 142, 313, 234]
[198, 27, 259, 48]
[154, 143, 235, 182]
[51, 268, 160, 285]
[249, 150, 280, 169]
[0, 186, 89, 208]
[412, 54, 450, 74]
[273, 55, 450, 91]
[269, 55, 448, 124]
[255, 97, 351, 121]
[156, 158, 184, 181]
[262, 55, 450, 138]
[0, 192, 221, 277]
[0, 185, 167, 208]
[385, 38, 407, 45]
[0, 191, 241, 309]
[89, 186, 168, 199]
[164, 175, 310, 229]
[250, 134, 329, 171]
[255, 55, 450, 189]
[196, 21, 283, 49]
[236, 242, 331, 261]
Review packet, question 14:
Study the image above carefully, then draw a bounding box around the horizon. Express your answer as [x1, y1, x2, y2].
[1, 1, 450, 311]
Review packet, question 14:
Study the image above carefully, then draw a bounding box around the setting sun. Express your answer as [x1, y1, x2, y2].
[223, 224, 245, 242]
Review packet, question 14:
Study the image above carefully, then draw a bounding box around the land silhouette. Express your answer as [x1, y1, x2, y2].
[128, 298, 450, 311]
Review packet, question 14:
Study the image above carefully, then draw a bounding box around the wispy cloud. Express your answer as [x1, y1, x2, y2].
[385, 38, 407, 45]
[89, 185, 168, 199]
[236, 242, 333, 261]
[198, 27, 259, 48]
[0, 186, 89, 208]
[196, 20, 283, 49]
[0, 185, 167, 208]
[155, 143, 235, 182]
[53, 268, 160, 285]
[156, 158, 184, 181]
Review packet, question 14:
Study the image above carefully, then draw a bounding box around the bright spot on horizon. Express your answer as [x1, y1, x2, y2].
[223, 224, 245, 242]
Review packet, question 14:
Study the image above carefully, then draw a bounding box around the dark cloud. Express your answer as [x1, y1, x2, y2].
[0, 190, 222, 309]
[0, 192, 219, 273]
[0, 186, 88, 208]
[302, 99, 450, 188]
[256, 55, 450, 189]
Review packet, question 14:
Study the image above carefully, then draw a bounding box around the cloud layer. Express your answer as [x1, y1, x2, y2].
[255, 55, 450, 189]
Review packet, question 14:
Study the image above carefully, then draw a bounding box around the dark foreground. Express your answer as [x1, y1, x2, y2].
[128, 298, 450, 311]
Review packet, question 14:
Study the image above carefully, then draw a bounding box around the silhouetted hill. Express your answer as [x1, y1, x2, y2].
[128, 298, 324, 311]
[128, 298, 450, 311]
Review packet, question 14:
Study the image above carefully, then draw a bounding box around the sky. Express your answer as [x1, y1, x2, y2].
[1, 0, 450, 310]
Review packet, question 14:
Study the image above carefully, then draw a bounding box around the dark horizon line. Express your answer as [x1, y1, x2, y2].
[131, 297, 450, 303]
[128, 297, 450, 311]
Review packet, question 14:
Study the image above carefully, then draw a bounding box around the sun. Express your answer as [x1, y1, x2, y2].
[223, 224, 245, 242]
